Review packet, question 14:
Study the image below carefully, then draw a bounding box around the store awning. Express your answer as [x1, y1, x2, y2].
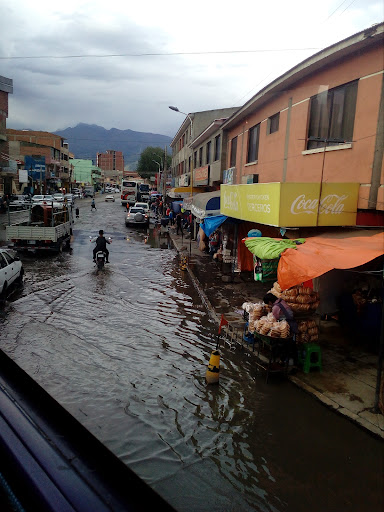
[167, 187, 200, 199]
[278, 230, 384, 290]
[191, 191, 221, 219]
[200, 215, 228, 237]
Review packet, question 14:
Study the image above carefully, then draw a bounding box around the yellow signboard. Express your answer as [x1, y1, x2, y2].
[221, 182, 359, 227]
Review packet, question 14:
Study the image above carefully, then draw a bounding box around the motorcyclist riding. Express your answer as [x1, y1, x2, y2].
[93, 230, 111, 263]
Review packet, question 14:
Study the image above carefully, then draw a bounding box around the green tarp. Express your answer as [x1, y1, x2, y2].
[244, 237, 306, 260]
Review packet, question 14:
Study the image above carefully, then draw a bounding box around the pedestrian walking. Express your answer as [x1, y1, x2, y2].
[75, 207, 80, 219]
[176, 211, 183, 235]
[91, 198, 97, 211]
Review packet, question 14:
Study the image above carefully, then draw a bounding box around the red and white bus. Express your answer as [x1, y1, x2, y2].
[121, 180, 138, 207]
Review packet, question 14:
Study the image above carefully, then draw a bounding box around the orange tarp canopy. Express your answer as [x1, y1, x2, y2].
[278, 231, 384, 290]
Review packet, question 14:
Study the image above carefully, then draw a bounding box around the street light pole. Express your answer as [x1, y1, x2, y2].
[152, 159, 161, 192]
[168, 106, 193, 188]
[169, 105, 195, 253]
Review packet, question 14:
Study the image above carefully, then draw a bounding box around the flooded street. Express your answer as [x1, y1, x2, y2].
[0, 199, 382, 512]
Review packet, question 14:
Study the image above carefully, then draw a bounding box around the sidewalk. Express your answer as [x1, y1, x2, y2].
[168, 227, 384, 440]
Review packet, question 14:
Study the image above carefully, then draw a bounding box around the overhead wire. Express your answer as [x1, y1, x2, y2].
[0, 48, 323, 60]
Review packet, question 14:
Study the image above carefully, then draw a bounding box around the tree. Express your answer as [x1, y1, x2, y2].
[136, 146, 171, 180]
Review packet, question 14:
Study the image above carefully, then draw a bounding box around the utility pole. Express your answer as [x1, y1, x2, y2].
[163, 145, 167, 212]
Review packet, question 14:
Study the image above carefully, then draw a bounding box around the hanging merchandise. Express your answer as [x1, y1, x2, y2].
[254, 256, 262, 281]
[253, 256, 279, 282]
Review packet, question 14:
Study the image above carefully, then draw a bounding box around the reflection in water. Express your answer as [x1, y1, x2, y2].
[0, 215, 382, 512]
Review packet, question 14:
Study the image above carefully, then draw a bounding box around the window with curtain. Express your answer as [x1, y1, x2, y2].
[230, 136, 237, 168]
[307, 80, 358, 150]
[247, 124, 260, 163]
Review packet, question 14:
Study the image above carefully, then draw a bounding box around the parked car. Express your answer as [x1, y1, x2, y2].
[105, 195, 115, 202]
[0, 248, 24, 299]
[31, 195, 45, 203]
[53, 193, 65, 202]
[64, 194, 74, 203]
[134, 202, 150, 213]
[125, 207, 149, 228]
[9, 195, 31, 210]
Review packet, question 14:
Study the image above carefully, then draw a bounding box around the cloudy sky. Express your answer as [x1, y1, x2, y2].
[1, 0, 383, 138]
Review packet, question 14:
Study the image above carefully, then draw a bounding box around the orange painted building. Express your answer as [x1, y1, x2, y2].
[221, 23, 384, 227]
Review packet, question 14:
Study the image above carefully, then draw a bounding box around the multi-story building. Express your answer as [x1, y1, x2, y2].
[72, 159, 102, 189]
[170, 108, 239, 192]
[220, 23, 384, 231]
[96, 150, 124, 187]
[6, 130, 72, 193]
[0, 75, 14, 197]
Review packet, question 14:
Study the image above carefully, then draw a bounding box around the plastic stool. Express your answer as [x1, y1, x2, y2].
[299, 343, 322, 373]
[243, 322, 256, 351]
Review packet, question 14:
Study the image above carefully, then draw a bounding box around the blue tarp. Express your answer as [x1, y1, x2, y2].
[200, 215, 228, 237]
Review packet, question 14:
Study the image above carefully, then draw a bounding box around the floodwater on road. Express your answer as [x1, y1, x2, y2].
[0, 198, 383, 512]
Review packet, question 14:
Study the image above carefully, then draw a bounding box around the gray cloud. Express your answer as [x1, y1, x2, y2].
[1, 1, 383, 137]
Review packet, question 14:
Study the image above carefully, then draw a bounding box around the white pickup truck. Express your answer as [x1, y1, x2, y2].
[6, 203, 73, 253]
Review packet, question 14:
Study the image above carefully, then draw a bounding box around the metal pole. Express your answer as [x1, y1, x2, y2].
[373, 266, 384, 413]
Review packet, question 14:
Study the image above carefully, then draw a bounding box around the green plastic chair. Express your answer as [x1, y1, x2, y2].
[299, 343, 322, 374]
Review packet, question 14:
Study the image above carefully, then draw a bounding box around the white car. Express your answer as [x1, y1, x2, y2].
[53, 193, 65, 202]
[125, 207, 149, 227]
[32, 195, 64, 209]
[64, 194, 74, 203]
[31, 195, 45, 203]
[0, 248, 24, 299]
[134, 202, 150, 213]
[105, 195, 115, 202]
[9, 195, 31, 210]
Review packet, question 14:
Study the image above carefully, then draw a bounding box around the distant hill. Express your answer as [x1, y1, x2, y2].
[54, 123, 172, 169]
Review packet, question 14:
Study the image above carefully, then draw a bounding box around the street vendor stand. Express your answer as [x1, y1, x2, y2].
[253, 331, 293, 383]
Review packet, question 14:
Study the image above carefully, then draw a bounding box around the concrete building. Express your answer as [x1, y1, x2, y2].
[6, 130, 72, 194]
[0, 75, 13, 197]
[220, 23, 384, 229]
[190, 118, 232, 190]
[96, 150, 124, 187]
[170, 108, 240, 190]
[72, 159, 102, 189]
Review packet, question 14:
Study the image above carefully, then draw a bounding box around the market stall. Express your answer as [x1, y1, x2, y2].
[242, 231, 384, 405]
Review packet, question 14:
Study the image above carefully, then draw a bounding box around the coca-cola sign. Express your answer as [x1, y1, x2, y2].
[290, 193, 348, 215]
[221, 182, 359, 227]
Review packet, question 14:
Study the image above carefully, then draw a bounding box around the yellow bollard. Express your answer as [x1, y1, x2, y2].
[206, 350, 220, 384]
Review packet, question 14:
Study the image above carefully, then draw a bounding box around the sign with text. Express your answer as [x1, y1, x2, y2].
[25, 155, 46, 182]
[19, 169, 28, 183]
[194, 165, 209, 185]
[223, 167, 235, 184]
[221, 182, 359, 227]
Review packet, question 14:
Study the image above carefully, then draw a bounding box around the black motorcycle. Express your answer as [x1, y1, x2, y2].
[95, 250, 106, 270]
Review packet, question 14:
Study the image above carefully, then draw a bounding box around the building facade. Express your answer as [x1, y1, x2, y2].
[96, 150, 124, 187]
[72, 159, 102, 189]
[6, 130, 72, 194]
[0, 76, 13, 196]
[220, 23, 384, 230]
[170, 108, 239, 189]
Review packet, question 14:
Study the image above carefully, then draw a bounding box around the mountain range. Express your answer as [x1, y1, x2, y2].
[54, 123, 172, 169]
